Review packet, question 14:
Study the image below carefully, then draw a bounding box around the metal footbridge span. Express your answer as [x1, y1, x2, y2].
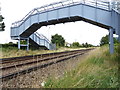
[11, 0, 120, 53]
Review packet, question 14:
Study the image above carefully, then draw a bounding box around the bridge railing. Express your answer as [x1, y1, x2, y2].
[11, 0, 118, 28]
[30, 32, 52, 49]
[112, 1, 120, 13]
[35, 32, 50, 44]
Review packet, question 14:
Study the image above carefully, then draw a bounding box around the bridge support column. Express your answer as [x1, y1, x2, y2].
[27, 38, 29, 51]
[18, 37, 21, 50]
[18, 37, 29, 51]
[109, 28, 114, 54]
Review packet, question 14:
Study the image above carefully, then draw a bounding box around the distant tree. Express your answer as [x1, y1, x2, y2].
[71, 42, 81, 48]
[100, 35, 119, 46]
[2, 42, 17, 48]
[100, 35, 109, 46]
[8, 42, 14, 45]
[51, 34, 65, 47]
[85, 42, 89, 48]
[89, 44, 94, 47]
[82, 42, 88, 48]
[0, 15, 5, 31]
[82, 42, 93, 48]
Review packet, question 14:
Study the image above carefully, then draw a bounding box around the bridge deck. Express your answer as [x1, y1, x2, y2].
[10, 0, 120, 52]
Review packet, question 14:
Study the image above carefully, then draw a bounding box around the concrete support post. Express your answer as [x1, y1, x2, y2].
[18, 37, 21, 50]
[27, 38, 29, 51]
[109, 28, 114, 54]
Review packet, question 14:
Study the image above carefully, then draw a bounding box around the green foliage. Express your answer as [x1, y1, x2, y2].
[71, 42, 93, 48]
[1, 42, 17, 48]
[45, 44, 119, 88]
[20, 40, 27, 44]
[0, 15, 5, 31]
[51, 34, 65, 47]
[82, 42, 93, 48]
[1, 43, 80, 58]
[100, 35, 109, 46]
[0, 15, 4, 22]
[100, 35, 119, 46]
[88, 56, 104, 65]
[71, 42, 81, 48]
[114, 38, 119, 44]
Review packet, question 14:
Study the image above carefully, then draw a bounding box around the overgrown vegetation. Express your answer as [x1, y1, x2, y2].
[45, 44, 120, 88]
[0, 43, 85, 58]
[100, 35, 119, 46]
[69, 42, 94, 48]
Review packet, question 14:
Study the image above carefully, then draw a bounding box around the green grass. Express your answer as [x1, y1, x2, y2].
[45, 44, 120, 88]
[0, 46, 86, 58]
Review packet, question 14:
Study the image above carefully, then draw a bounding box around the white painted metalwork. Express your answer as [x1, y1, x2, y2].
[10, 0, 120, 53]
[11, 0, 117, 28]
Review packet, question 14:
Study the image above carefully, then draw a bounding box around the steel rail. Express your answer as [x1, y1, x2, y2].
[1, 51, 86, 81]
[0, 51, 79, 70]
[0, 49, 91, 64]
[1, 51, 82, 77]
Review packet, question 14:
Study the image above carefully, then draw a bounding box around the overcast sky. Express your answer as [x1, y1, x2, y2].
[0, 0, 110, 46]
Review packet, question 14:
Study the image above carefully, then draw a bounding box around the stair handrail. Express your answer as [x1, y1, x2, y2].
[12, 0, 114, 28]
[31, 32, 55, 49]
[111, 1, 120, 14]
[35, 32, 50, 43]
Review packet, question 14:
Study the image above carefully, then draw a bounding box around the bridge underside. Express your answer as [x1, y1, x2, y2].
[20, 16, 110, 38]
[11, 0, 120, 53]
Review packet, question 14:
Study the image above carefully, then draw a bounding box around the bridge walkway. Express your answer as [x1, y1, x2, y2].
[11, 0, 120, 53]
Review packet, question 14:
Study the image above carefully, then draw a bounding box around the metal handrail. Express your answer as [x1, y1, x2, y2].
[34, 32, 50, 43]
[112, 2, 120, 13]
[11, 0, 118, 28]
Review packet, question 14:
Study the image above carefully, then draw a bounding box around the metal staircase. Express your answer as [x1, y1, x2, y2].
[10, 0, 120, 53]
[11, 32, 55, 50]
[30, 32, 55, 50]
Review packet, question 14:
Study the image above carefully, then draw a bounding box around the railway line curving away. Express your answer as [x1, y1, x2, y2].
[0, 48, 93, 81]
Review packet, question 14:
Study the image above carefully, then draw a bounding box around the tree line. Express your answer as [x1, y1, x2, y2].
[2, 34, 119, 49]
[51, 34, 94, 48]
[51, 34, 119, 48]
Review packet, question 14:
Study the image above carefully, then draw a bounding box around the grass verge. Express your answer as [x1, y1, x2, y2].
[44, 44, 120, 88]
[0, 46, 87, 58]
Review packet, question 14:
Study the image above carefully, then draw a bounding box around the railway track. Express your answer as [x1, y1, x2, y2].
[0, 49, 87, 64]
[0, 49, 93, 81]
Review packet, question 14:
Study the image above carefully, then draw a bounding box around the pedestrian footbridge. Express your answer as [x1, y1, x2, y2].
[10, 0, 120, 53]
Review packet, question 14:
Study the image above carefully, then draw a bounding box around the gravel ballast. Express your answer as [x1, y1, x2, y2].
[1, 52, 89, 88]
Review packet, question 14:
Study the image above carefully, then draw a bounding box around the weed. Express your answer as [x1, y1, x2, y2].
[45, 44, 119, 88]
